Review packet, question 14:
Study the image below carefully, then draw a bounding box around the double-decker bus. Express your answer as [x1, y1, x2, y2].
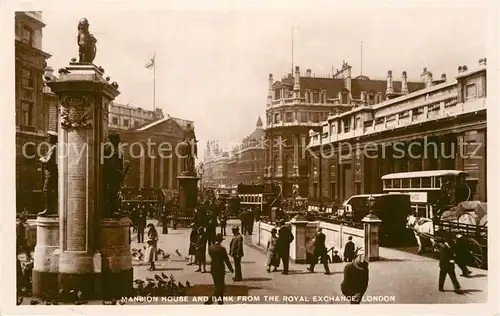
[236, 183, 282, 217]
[381, 170, 472, 218]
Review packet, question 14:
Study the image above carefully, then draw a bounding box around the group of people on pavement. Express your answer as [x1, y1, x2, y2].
[265, 220, 295, 274]
[239, 208, 256, 235]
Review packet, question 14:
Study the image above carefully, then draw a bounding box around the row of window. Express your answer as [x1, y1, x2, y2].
[110, 117, 142, 128]
[268, 111, 330, 125]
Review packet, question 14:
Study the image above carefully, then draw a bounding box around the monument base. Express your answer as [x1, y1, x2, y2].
[32, 216, 60, 297]
[32, 270, 59, 297]
[58, 272, 101, 300]
[177, 175, 199, 213]
[100, 217, 133, 299]
[101, 268, 134, 299]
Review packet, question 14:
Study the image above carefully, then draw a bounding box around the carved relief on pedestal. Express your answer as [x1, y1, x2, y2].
[60, 96, 93, 129]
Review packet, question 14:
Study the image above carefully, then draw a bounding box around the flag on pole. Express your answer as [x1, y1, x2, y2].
[145, 55, 155, 69]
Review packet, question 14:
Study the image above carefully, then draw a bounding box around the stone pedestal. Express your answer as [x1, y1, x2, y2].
[25, 218, 38, 249]
[32, 217, 60, 296]
[177, 173, 199, 215]
[100, 217, 133, 299]
[289, 216, 318, 263]
[362, 213, 382, 262]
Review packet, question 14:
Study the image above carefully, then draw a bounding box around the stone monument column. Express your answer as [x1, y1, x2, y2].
[177, 123, 199, 222]
[47, 62, 119, 297]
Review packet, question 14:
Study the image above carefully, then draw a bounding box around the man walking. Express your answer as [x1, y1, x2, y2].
[229, 226, 244, 281]
[219, 211, 227, 236]
[438, 236, 462, 293]
[206, 233, 234, 305]
[277, 221, 294, 275]
[307, 228, 331, 274]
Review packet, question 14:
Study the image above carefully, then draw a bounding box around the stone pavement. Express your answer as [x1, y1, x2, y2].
[129, 220, 487, 304]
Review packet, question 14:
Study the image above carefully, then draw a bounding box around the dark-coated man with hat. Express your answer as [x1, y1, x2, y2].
[38, 131, 58, 217]
[229, 226, 244, 281]
[206, 233, 233, 305]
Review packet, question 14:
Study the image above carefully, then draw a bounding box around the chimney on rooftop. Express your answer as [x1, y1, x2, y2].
[441, 73, 447, 81]
[479, 58, 487, 66]
[386, 70, 394, 95]
[401, 71, 408, 94]
[306, 69, 312, 77]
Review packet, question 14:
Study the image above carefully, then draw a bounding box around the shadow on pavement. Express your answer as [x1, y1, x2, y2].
[153, 267, 184, 271]
[241, 277, 272, 282]
[466, 274, 487, 278]
[455, 289, 483, 295]
[378, 257, 408, 262]
[286, 270, 310, 275]
[187, 284, 262, 296]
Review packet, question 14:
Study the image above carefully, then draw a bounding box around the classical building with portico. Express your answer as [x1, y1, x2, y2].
[264, 62, 425, 198]
[307, 59, 487, 204]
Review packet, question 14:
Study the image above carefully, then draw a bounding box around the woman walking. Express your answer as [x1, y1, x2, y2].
[145, 223, 159, 271]
[188, 223, 199, 265]
[195, 227, 208, 273]
[266, 228, 279, 272]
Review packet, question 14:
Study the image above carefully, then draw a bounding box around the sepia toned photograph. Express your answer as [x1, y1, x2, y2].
[2, 0, 498, 313]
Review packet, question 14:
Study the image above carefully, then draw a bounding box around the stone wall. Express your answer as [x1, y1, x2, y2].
[252, 220, 364, 262]
[319, 221, 364, 253]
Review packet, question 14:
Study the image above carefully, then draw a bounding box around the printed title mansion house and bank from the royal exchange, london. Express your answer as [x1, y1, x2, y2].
[306, 59, 487, 210]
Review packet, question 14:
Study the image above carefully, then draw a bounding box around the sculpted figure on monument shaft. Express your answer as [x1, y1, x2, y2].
[77, 18, 97, 63]
[103, 133, 125, 217]
[38, 131, 58, 217]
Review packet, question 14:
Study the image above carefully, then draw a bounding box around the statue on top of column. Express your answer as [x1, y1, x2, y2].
[180, 123, 197, 174]
[77, 18, 97, 63]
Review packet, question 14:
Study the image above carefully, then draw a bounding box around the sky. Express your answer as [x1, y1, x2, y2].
[39, 2, 491, 160]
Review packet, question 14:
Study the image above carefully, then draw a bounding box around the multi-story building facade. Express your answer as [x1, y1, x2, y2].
[233, 117, 266, 184]
[265, 63, 425, 198]
[307, 60, 487, 205]
[227, 146, 238, 186]
[108, 102, 164, 132]
[201, 141, 228, 189]
[15, 11, 53, 213]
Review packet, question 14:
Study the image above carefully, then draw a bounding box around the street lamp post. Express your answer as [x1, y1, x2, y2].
[362, 194, 382, 262]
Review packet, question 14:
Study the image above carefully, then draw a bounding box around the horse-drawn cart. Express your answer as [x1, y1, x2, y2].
[433, 201, 487, 269]
[407, 201, 487, 269]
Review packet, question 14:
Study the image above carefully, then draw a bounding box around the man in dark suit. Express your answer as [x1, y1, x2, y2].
[229, 226, 244, 281]
[344, 236, 355, 262]
[277, 221, 294, 275]
[206, 233, 234, 305]
[438, 237, 461, 293]
[307, 228, 331, 274]
[341, 253, 369, 304]
[136, 210, 147, 243]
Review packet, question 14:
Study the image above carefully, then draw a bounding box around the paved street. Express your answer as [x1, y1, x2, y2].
[128, 220, 487, 304]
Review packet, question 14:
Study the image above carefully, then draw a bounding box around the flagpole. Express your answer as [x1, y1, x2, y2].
[153, 53, 156, 112]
